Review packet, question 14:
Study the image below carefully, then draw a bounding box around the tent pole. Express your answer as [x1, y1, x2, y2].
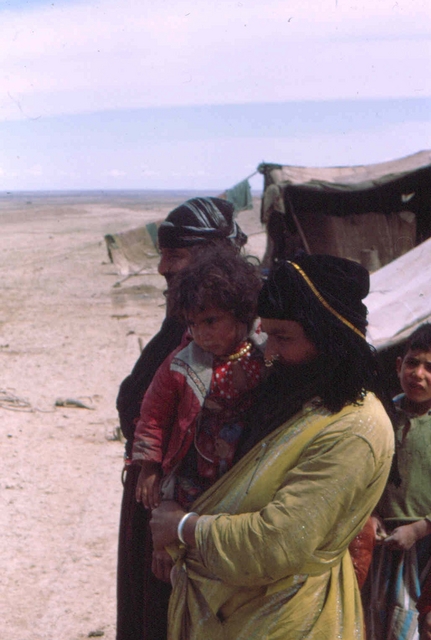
[284, 191, 311, 255]
[243, 170, 258, 182]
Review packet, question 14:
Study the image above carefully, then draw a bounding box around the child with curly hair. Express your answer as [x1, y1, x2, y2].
[132, 246, 266, 519]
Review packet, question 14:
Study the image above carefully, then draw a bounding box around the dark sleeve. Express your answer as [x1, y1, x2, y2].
[116, 317, 186, 450]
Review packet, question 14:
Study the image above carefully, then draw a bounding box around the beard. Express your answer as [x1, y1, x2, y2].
[235, 355, 329, 459]
[267, 356, 326, 398]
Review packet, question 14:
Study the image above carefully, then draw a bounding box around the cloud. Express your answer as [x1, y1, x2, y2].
[0, 0, 430, 122]
[28, 164, 43, 176]
[108, 169, 126, 177]
[0, 165, 19, 179]
[141, 167, 160, 177]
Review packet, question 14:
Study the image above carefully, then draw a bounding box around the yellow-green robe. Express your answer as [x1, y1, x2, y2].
[168, 392, 394, 640]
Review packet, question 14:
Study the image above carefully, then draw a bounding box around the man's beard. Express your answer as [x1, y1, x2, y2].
[267, 357, 326, 399]
[235, 355, 328, 459]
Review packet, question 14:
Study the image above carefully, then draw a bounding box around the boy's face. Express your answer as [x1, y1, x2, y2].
[396, 349, 431, 414]
[187, 307, 247, 357]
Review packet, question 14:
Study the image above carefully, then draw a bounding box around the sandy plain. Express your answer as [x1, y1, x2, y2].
[0, 192, 265, 640]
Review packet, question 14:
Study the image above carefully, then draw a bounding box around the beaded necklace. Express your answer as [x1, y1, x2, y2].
[222, 340, 252, 362]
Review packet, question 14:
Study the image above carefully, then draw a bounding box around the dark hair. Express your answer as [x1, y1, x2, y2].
[168, 245, 262, 330]
[404, 322, 431, 354]
[303, 315, 390, 414]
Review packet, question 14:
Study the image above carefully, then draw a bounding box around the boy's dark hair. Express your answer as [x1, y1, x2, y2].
[404, 323, 431, 354]
[168, 245, 262, 330]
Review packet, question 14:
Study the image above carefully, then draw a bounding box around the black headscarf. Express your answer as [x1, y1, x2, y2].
[258, 253, 369, 340]
[157, 197, 247, 249]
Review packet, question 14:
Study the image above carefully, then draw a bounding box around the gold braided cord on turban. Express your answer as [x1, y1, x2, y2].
[287, 261, 366, 340]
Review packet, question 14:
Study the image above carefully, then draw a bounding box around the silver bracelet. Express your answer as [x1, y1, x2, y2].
[177, 511, 198, 545]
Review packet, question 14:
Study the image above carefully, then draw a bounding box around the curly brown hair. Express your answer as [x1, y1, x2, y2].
[168, 245, 262, 330]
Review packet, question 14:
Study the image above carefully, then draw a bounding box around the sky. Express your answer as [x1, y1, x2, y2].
[0, 0, 430, 191]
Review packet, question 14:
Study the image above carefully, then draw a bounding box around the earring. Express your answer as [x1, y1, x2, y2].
[264, 354, 280, 368]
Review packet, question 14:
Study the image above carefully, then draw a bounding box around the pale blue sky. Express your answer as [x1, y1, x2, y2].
[0, 0, 430, 191]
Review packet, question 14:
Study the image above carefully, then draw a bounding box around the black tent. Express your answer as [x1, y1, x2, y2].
[258, 150, 431, 268]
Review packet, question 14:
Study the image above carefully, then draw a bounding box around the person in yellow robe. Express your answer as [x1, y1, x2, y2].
[150, 253, 395, 640]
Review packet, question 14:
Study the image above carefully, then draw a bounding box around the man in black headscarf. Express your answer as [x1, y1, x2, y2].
[116, 197, 246, 640]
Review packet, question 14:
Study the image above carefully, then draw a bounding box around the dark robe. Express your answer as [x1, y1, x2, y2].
[116, 316, 186, 640]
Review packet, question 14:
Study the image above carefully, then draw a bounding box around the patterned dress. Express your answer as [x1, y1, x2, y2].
[174, 341, 265, 508]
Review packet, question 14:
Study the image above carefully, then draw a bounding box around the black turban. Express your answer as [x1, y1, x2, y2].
[157, 197, 247, 249]
[258, 253, 369, 339]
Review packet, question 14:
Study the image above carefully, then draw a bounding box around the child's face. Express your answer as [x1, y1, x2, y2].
[187, 307, 247, 357]
[396, 349, 431, 414]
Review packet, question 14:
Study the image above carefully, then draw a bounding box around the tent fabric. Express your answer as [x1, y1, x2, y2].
[104, 221, 161, 276]
[225, 179, 253, 212]
[366, 236, 431, 350]
[258, 150, 431, 192]
[258, 151, 431, 266]
[257, 151, 431, 350]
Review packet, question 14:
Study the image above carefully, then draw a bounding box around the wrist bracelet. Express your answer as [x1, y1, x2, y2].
[177, 511, 198, 545]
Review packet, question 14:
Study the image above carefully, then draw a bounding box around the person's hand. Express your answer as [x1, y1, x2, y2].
[384, 519, 431, 551]
[384, 524, 416, 550]
[135, 462, 162, 509]
[150, 500, 186, 548]
[370, 514, 388, 543]
[151, 548, 174, 583]
[420, 611, 431, 640]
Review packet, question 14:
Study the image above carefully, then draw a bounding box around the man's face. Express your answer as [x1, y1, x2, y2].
[261, 318, 319, 367]
[396, 349, 431, 414]
[157, 247, 193, 285]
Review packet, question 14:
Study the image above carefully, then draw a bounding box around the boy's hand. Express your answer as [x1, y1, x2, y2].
[135, 461, 162, 509]
[384, 524, 417, 550]
[370, 514, 388, 542]
[384, 519, 431, 551]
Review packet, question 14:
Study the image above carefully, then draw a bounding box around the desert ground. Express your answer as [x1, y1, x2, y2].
[0, 192, 266, 640]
